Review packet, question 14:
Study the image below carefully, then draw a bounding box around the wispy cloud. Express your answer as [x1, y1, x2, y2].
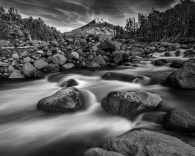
[0, 0, 179, 32]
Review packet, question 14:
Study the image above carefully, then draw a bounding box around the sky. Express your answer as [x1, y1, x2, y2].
[0, 0, 179, 32]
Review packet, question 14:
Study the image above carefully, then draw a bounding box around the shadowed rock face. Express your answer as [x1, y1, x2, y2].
[162, 62, 195, 89]
[37, 87, 84, 112]
[103, 129, 195, 156]
[101, 90, 162, 119]
[84, 148, 124, 156]
[163, 109, 195, 132]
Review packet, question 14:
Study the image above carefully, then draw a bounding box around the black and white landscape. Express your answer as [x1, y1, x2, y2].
[1, 0, 195, 156]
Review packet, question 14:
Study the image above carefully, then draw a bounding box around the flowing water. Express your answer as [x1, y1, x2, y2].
[1, 57, 195, 156]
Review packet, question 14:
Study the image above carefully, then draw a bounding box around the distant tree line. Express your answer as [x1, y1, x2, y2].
[114, 0, 195, 43]
[0, 6, 64, 41]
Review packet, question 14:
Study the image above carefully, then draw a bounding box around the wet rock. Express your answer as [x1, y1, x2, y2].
[100, 40, 116, 52]
[12, 53, 19, 59]
[22, 62, 37, 77]
[71, 52, 79, 60]
[163, 109, 195, 132]
[92, 56, 107, 66]
[49, 64, 60, 73]
[59, 79, 78, 88]
[158, 47, 166, 52]
[184, 50, 195, 58]
[37, 87, 84, 112]
[169, 61, 184, 68]
[97, 49, 106, 56]
[104, 129, 195, 156]
[0, 62, 8, 67]
[102, 72, 143, 83]
[34, 70, 45, 78]
[101, 90, 162, 118]
[164, 51, 175, 57]
[62, 63, 75, 70]
[153, 59, 168, 66]
[86, 62, 100, 68]
[162, 62, 195, 89]
[34, 59, 49, 70]
[85, 148, 124, 156]
[52, 54, 67, 65]
[9, 70, 25, 79]
[113, 53, 123, 64]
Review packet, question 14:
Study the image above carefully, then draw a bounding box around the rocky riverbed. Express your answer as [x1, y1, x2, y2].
[1, 36, 195, 156]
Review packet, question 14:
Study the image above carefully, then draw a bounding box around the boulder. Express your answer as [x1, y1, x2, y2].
[104, 129, 195, 156]
[49, 64, 60, 73]
[92, 46, 98, 52]
[59, 79, 78, 88]
[0, 62, 8, 67]
[22, 62, 37, 77]
[169, 61, 184, 68]
[37, 87, 84, 112]
[52, 54, 67, 65]
[71, 52, 79, 60]
[158, 47, 166, 52]
[153, 59, 168, 66]
[102, 72, 144, 83]
[86, 62, 100, 68]
[62, 63, 75, 70]
[100, 40, 116, 52]
[184, 50, 195, 58]
[12, 53, 19, 59]
[164, 51, 176, 57]
[101, 90, 162, 118]
[9, 70, 25, 79]
[113, 53, 123, 64]
[163, 109, 195, 132]
[24, 57, 32, 63]
[34, 59, 49, 70]
[85, 148, 124, 156]
[92, 56, 107, 66]
[162, 62, 195, 89]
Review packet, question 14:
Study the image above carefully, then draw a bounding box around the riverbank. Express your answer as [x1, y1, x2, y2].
[1, 35, 194, 80]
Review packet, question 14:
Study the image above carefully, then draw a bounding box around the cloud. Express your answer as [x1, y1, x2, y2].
[0, 0, 179, 32]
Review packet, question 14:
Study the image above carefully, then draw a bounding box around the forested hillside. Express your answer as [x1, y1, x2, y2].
[117, 0, 195, 43]
[0, 6, 64, 41]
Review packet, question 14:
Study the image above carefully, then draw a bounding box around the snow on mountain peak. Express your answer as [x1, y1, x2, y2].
[94, 18, 105, 24]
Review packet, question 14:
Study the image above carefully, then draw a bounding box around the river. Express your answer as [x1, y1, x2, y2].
[0, 56, 195, 156]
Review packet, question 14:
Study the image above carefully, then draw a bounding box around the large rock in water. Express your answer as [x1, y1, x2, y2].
[37, 87, 84, 112]
[101, 90, 162, 118]
[52, 54, 67, 65]
[102, 72, 144, 83]
[22, 62, 37, 77]
[85, 148, 124, 156]
[59, 79, 78, 88]
[163, 109, 195, 132]
[162, 62, 195, 89]
[103, 129, 195, 156]
[100, 40, 116, 52]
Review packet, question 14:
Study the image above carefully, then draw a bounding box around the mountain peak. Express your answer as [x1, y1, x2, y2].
[94, 18, 105, 24]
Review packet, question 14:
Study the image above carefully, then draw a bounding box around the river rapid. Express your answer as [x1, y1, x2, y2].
[0, 56, 195, 156]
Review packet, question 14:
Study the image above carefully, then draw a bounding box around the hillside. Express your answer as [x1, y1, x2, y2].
[0, 6, 64, 42]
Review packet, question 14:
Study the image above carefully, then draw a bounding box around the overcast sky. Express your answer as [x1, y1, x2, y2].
[0, 0, 179, 32]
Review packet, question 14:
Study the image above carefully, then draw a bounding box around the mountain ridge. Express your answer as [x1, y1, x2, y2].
[65, 18, 115, 39]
